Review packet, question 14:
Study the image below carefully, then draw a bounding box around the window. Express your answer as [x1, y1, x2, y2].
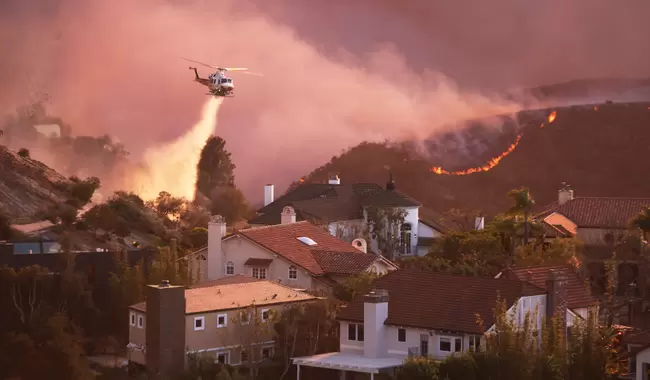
[240, 350, 248, 363]
[194, 316, 205, 331]
[225, 261, 234, 275]
[261, 309, 270, 322]
[288, 265, 297, 280]
[454, 338, 462, 352]
[137, 315, 144, 329]
[398, 328, 406, 342]
[130, 312, 136, 327]
[400, 223, 412, 255]
[469, 335, 480, 351]
[216, 352, 229, 364]
[261, 347, 274, 360]
[420, 334, 429, 356]
[439, 337, 451, 352]
[217, 314, 227, 328]
[252, 267, 267, 279]
[239, 311, 250, 325]
[348, 323, 364, 341]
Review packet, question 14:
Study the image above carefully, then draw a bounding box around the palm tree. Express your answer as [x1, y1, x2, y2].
[506, 187, 536, 246]
[632, 206, 650, 242]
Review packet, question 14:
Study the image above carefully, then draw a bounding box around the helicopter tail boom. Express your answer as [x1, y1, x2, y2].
[189, 67, 199, 79]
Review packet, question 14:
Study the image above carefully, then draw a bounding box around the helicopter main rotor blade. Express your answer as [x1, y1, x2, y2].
[182, 58, 219, 69]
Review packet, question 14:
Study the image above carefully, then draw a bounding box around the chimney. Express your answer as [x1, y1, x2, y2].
[264, 184, 274, 207]
[363, 289, 389, 358]
[352, 238, 367, 253]
[558, 183, 574, 205]
[145, 281, 186, 377]
[475, 216, 485, 230]
[328, 175, 341, 185]
[207, 215, 227, 281]
[281, 206, 296, 224]
[545, 269, 568, 335]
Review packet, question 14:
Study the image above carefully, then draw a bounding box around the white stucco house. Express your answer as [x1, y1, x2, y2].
[292, 268, 584, 379]
[182, 215, 398, 294]
[248, 175, 452, 257]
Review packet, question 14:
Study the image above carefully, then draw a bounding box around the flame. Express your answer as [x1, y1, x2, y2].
[299, 178, 305, 183]
[547, 111, 557, 124]
[594, 106, 599, 111]
[130, 97, 223, 201]
[431, 134, 522, 175]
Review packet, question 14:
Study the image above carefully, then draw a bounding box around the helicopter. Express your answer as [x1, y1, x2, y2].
[183, 58, 261, 97]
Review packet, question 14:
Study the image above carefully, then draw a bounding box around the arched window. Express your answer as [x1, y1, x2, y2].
[225, 261, 234, 275]
[401, 223, 412, 255]
[288, 265, 297, 280]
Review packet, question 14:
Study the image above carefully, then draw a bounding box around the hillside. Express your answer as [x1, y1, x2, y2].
[298, 101, 650, 216]
[0, 146, 71, 222]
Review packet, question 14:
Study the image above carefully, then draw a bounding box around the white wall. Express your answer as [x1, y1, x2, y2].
[328, 219, 365, 242]
[416, 222, 444, 256]
[363, 206, 420, 256]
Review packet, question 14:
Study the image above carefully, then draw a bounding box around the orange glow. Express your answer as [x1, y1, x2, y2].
[299, 177, 305, 183]
[547, 110, 557, 124]
[594, 106, 599, 111]
[431, 134, 522, 175]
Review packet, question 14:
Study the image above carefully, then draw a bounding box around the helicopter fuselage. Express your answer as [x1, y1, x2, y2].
[189, 67, 235, 97]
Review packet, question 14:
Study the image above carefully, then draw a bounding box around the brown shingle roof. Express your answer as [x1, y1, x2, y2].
[311, 250, 378, 275]
[337, 269, 545, 334]
[501, 264, 597, 309]
[360, 189, 422, 208]
[540, 197, 650, 229]
[129, 278, 318, 314]
[237, 221, 382, 276]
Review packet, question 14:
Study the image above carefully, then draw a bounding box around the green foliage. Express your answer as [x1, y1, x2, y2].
[67, 175, 101, 206]
[183, 227, 209, 248]
[41, 202, 78, 227]
[333, 271, 380, 301]
[632, 206, 650, 240]
[83, 191, 164, 237]
[209, 186, 252, 224]
[439, 355, 478, 380]
[396, 357, 440, 380]
[196, 135, 236, 198]
[365, 205, 409, 259]
[17, 147, 30, 158]
[148, 190, 186, 224]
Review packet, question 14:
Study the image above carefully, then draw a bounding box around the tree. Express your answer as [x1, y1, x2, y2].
[17, 148, 30, 158]
[632, 206, 650, 242]
[365, 205, 408, 260]
[396, 357, 440, 380]
[67, 176, 101, 207]
[149, 191, 187, 225]
[333, 271, 380, 301]
[195, 135, 236, 199]
[209, 186, 251, 224]
[506, 187, 536, 246]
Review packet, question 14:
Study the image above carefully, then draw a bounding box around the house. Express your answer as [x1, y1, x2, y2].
[127, 275, 319, 375]
[536, 185, 650, 246]
[291, 268, 574, 379]
[185, 215, 398, 294]
[495, 264, 599, 321]
[249, 175, 452, 256]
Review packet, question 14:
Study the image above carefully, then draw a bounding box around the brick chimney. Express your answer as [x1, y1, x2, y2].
[145, 280, 186, 377]
[545, 269, 568, 335]
[207, 215, 227, 281]
[281, 206, 296, 224]
[363, 289, 389, 358]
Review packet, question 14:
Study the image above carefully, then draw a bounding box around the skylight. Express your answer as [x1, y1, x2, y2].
[297, 236, 317, 246]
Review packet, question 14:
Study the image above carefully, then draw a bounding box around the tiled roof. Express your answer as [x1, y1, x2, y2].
[191, 274, 262, 288]
[244, 258, 273, 267]
[501, 264, 597, 309]
[129, 278, 318, 314]
[538, 197, 650, 229]
[337, 269, 545, 334]
[250, 182, 426, 225]
[238, 221, 382, 276]
[360, 189, 422, 208]
[311, 250, 378, 275]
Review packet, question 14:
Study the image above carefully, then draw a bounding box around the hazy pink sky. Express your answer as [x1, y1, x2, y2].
[1, 0, 649, 202]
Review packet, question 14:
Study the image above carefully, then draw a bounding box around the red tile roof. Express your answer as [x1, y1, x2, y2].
[500, 264, 597, 309]
[337, 269, 545, 334]
[237, 221, 384, 277]
[538, 197, 650, 229]
[311, 250, 378, 275]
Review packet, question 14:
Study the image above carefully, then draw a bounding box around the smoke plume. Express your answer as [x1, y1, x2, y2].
[1, 0, 649, 202]
[131, 97, 223, 201]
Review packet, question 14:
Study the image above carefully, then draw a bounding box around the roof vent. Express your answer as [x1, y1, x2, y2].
[297, 237, 317, 246]
[160, 280, 170, 287]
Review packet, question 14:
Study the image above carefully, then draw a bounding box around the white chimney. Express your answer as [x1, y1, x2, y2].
[352, 238, 367, 253]
[207, 215, 227, 281]
[281, 206, 296, 224]
[558, 188, 574, 205]
[328, 175, 341, 185]
[264, 184, 274, 207]
[475, 216, 485, 230]
[363, 289, 389, 358]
